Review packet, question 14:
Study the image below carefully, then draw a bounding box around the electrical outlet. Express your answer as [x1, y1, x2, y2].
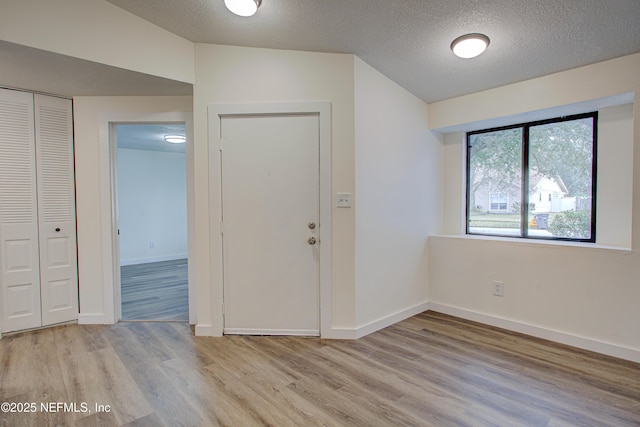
[336, 192, 352, 208]
[149, 241, 156, 249]
[493, 281, 504, 297]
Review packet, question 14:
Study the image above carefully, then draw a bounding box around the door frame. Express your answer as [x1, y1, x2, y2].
[208, 102, 332, 337]
[104, 112, 195, 324]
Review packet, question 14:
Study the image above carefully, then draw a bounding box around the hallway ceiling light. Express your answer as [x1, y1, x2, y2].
[164, 135, 186, 144]
[451, 33, 490, 59]
[224, 0, 261, 17]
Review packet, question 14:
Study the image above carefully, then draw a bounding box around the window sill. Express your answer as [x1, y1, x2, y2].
[431, 234, 632, 254]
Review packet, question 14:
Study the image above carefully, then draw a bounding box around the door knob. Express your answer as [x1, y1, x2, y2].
[307, 236, 317, 245]
[308, 222, 316, 230]
[55, 227, 61, 232]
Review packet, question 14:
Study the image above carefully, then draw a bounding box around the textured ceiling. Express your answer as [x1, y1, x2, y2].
[106, 0, 640, 103]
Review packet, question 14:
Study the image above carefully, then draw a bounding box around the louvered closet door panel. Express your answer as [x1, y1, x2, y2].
[35, 94, 78, 326]
[0, 88, 42, 333]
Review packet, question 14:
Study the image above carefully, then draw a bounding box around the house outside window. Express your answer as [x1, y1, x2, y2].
[490, 194, 508, 211]
[466, 112, 597, 242]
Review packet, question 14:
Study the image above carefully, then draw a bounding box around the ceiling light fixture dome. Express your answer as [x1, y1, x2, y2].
[451, 33, 490, 59]
[224, 0, 262, 17]
[164, 135, 186, 144]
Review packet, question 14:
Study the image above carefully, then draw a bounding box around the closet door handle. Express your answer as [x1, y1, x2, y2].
[55, 227, 61, 232]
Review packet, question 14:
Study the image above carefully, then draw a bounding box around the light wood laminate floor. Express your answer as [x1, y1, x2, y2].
[1, 311, 638, 426]
[120, 259, 188, 321]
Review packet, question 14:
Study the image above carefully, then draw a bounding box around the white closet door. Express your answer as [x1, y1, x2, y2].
[0, 89, 42, 332]
[34, 94, 78, 326]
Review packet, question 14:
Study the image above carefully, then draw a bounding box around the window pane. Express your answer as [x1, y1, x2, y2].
[528, 117, 594, 240]
[468, 128, 522, 237]
[490, 194, 508, 210]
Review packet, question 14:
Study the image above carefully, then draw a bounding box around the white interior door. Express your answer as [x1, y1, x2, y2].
[0, 89, 42, 332]
[221, 114, 320, 335]
[35, 94, 78, 326]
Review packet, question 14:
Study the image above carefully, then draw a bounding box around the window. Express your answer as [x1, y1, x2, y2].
[467, 112, 597, 242]
[490, 194, 508, 211]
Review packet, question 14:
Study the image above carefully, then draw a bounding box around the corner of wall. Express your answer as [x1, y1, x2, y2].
[352, 58, 434, 329]
[356, 302, 429, 339]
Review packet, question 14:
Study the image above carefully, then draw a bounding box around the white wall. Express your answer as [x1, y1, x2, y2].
[193, 44, 356, 336]
[72, 44, 440, 338]
[428, 53, 640, 362]
[597, 104, 634, 248]
[73, 96, 193, 324]
[428, 54, 639, 132]
[353, 58, 441, 334]
[442, 132, 465, 235]
[116, 148, 187, 265]
[0, 0, 194, 84]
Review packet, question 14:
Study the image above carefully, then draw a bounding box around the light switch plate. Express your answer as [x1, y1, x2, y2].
[336, 193, 352, 208]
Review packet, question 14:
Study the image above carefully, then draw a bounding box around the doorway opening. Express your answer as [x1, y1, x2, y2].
[113, 123, 189, 321]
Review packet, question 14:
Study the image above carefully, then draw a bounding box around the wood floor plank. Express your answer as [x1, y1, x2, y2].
[119, 412, 164, 427]
[206, 338, 349, 426]
[120, 259, 188, 321]
[1, 311, 638, 426]
[159, 356, 251, 427]
[75, 409, 119, 426]
[373, 320, 635, 426]
[393, 315, 640, 422]
[61, 347, 155, 425]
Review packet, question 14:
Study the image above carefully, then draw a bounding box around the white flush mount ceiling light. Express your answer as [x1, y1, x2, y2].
[164, 135, 186, 144]
[224, 0, 262, 17]
[451, 33, 490, 59]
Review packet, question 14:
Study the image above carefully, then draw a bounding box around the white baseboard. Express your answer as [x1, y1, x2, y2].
[195, 324, 220, 337]
[356, 302, 429, 339]
[120, 254, 188, 266]
[77, 313, 109, 325]
[322, 301, 429, 340]
[427, 302, 640, 364]
[323, 328, 358, 340]
[224, 328, 320, 336]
